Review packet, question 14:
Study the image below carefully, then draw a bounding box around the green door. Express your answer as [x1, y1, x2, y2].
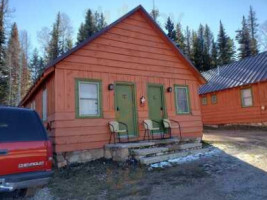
[147, 84, 166, 133]
[115, 83, 137, 137]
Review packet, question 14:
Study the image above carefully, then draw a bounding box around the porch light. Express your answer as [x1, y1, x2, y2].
[140, 96, 146, 104]
[108, 84, 114, 91]
[167, 87, 172, 93]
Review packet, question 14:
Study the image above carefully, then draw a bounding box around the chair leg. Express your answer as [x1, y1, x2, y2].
[113, 132, 116, 144]
[169, 128, 172, 138]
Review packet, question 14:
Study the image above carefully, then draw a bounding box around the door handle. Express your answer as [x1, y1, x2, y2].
[160, 107, 163, 110]
[117, 107, 120, 111]
[0, 149, 8, 155]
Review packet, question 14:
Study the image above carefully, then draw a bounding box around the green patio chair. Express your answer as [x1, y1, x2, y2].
[143, 119, 161, 140]
[163, 119, 182, 140]
[108, 121, 129, 143]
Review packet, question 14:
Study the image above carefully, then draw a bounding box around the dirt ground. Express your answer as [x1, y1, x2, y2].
[2, 128, 267, 200]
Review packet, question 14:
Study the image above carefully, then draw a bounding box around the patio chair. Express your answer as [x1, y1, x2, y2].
[163, 119, 182, 140]
[108, 121, 129, 143]
[143, 119, 161, 140]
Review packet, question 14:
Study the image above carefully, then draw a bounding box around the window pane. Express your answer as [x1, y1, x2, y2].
[202, 97, 207, 105]
[211, 95, 217, 104]
[243, 97, 252, 106]
[79, 83, 98, 98]
[42, 89, 47, 121]
[79, 99, 98, 116]
[244, 89, 251, 98]
[176, 87, 189, 113]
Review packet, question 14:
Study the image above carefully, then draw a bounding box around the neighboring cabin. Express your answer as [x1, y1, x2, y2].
[199, 52, 267, 126]
[20, 5, 206, 166]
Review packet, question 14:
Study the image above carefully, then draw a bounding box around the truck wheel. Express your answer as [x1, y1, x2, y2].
[13, 189, 28, 198]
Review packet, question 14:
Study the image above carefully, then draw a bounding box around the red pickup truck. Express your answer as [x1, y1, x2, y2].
[0, 107, 53, 197]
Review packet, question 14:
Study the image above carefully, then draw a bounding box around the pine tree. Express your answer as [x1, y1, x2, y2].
[192, 30, 203, 71]
[165, 17, 176, 41]
[76, 23, 85, 44]
[248, 6, 259, 55]
[175, 22, 186, 52]
[184, 26, 192, 58]
[29, 48, 40, 82]
[77, 9, 96, 44]
[236, 16, 251, 59]
[203, 24, 213, 71]
[0, 0, 7, 105]
[7, 23, 21, 106]
[47, 12, 61, 62]
[210, 39, 218, 68]
[217, 21, 235, 65]
[94, 11, 107, 32]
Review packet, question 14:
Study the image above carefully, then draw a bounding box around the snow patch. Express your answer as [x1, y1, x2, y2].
[150, 148, 221, 169]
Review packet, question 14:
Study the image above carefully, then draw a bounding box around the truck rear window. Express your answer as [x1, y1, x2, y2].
[0, 108, 47, 142]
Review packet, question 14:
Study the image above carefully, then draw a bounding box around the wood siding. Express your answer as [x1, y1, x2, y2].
[53, 11, 203, 153]
[200, 81, 267, 125]
[22, 10, 203, 153]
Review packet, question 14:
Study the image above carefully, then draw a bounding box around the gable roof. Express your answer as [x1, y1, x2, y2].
[199, 51, 267, 95]
[20, 5, 206, 106]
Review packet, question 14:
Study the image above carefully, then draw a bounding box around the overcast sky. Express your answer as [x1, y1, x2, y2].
[9, 0, 267, 54]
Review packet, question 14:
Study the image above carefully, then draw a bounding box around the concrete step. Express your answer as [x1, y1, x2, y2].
[139, 148, 207, 165]
[105, 137, 180, 150]
[131, 147, 169, 157]
[131, 142, 202, 157]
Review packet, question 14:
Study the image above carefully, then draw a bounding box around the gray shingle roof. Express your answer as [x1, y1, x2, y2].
[199, 51, 267, 95]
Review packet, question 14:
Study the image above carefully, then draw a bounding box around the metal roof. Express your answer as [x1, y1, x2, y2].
[199, 51, 267, 95]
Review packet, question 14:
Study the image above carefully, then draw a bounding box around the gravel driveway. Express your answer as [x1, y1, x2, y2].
[2, 128, 267, 200]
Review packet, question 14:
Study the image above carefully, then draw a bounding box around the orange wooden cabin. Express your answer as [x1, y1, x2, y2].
[199, 52, 267, 126]
[20, 5, 206, 166]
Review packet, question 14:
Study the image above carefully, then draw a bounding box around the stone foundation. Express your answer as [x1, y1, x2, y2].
[55, 148, 104, 168]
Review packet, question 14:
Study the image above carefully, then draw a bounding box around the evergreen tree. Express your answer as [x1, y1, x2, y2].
[77, 9, 96, 44]
[236, 16, 251, 59]
[47, 12, 61, 61]
[165, 17, 176, 41]
[47, 12, 73, 62]
[175, 22, 186, 52]
[77, 23, 85, 44]
[29, 48, 40, 82]
[7, 23, 21, 106]
[94, 11, 107, 32]
[184, 26, 192, 58]
[210, 39, 218, 68]
[191, 30, 203, 71]
[0, 0, 7, 105]
[203, 24, 213, 71]
[217, 21, 235, 65]
[248, 6, 259, 55]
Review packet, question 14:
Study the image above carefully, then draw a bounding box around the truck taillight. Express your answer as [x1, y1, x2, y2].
[45, 140, 53, 161]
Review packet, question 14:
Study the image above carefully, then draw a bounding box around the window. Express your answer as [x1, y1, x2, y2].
[42, 88, 47, 121]
[76, 79, 102, 118]
[0, 108, 47, 142]
[31, 101, 36, 110]
[211, 94, 217, 104]
[202, 96, 207, 105]
[241, 88, 253, 107]
[175, 86, 191, 114]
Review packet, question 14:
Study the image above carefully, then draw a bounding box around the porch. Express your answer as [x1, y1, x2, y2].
[104, 137, 202, 165]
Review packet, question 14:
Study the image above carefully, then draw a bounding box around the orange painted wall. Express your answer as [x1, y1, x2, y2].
[23, 11, 204, 153]
[200, 81, 267, 125]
